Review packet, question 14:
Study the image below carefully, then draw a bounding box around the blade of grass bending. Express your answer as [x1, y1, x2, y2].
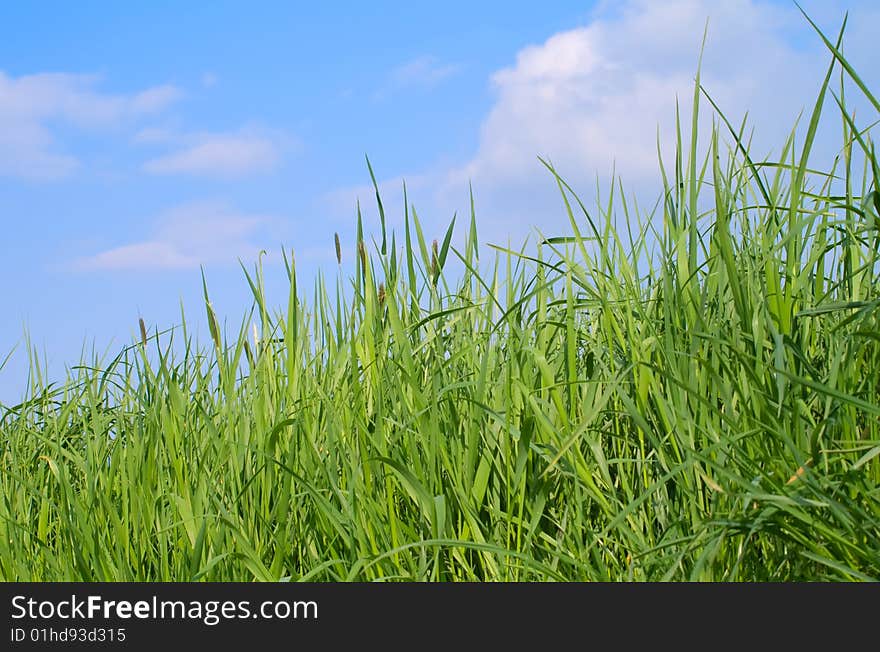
[365, 155, 387, 256]
[797, 5, 879, 114]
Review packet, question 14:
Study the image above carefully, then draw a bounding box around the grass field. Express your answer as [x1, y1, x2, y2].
[1, 15, 878, 581]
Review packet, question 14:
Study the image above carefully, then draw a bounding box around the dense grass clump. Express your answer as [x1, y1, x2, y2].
[2, 18, 879, 581]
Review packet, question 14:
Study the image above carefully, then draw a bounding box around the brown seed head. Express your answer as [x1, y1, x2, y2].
[138, 317, 147, 347]
[206, 303, 221, 351]
[334, 232, 341, 265]
[357, 240, 366, 268]
[786, 459, 813, 485]
[377, 282, 386, 307]
[431, 239, 439, 284]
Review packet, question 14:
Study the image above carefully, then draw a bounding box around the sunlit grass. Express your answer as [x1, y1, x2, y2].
[1, 12, 878, 581]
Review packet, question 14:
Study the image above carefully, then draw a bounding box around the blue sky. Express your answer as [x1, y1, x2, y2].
[1, 0, 877, 403]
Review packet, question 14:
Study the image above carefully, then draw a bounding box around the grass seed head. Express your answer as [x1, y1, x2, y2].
[334, 232, 342, 265]
[243, 339, 254, 367]
[358, 240, 366, 269]
[206, 303, 221, 351]
[138, 317, 147, 347]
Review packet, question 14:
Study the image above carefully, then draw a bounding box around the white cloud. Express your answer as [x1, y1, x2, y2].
[143, 128, 286, 177]
[322, 172, 431, 224]
[371, 56, 461, 101]
[129, 85, 182, 115]
[390, 56, 460, 87]
[79, 241, 198, 271]
[0, 119, 79, 179]
[74, 200, 282, 271]
[0, 71, 182, 179]
[453, 0, 826, 189]
[132, 126, 177, 145]
[336, 0, 879, 248]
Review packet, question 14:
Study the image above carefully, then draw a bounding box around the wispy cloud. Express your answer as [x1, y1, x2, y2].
[0, 71, 182, 180]
[131, 126, 178, 145]
[372, 55, 461, 101]
[128, 85, 182, 115]
[321, 170, 434, 231]
[142, 127, 289, 178]
[74, 200, 282, 271]
[390, 56, 461, 87]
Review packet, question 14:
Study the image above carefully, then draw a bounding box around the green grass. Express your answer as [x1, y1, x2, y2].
[2, 14, 879, 581]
